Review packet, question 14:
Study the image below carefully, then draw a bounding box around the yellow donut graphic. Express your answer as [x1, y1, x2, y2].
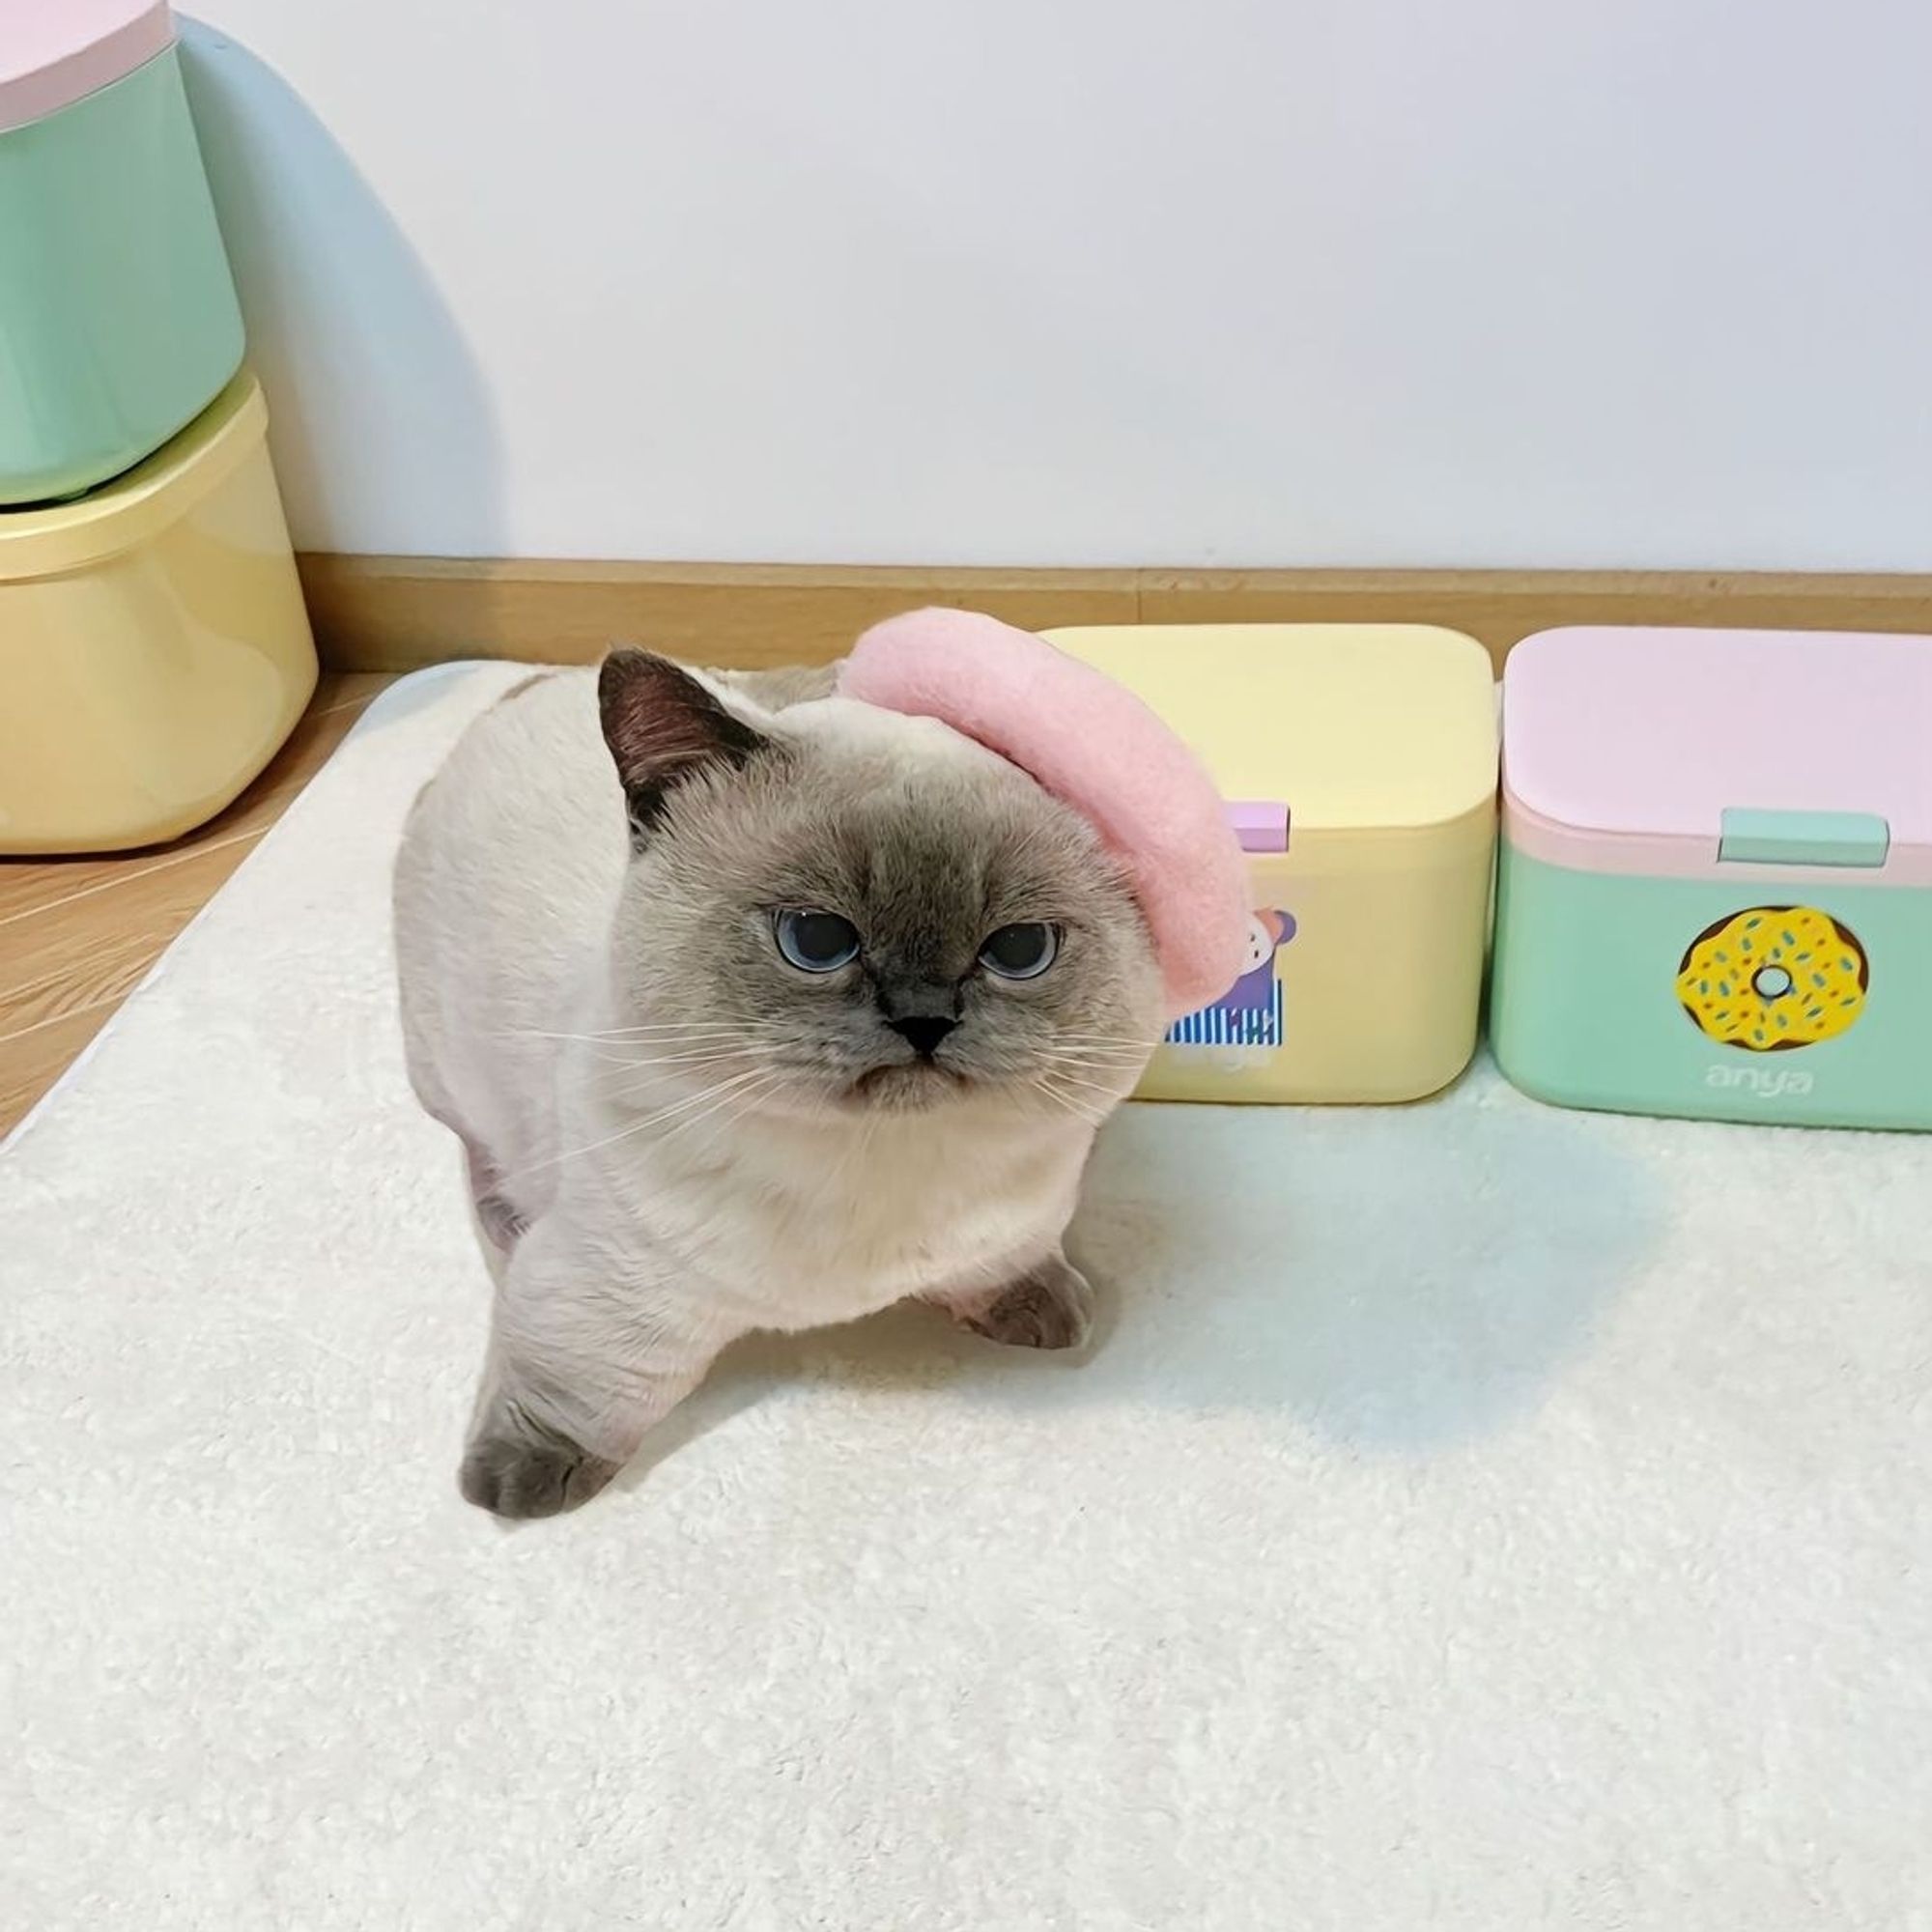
[1676, 905, 1868, 1052]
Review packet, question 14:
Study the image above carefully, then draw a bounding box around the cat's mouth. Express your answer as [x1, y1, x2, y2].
[845, 1060, 971, 1109]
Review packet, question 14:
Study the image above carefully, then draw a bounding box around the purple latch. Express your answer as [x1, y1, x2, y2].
[1226, 800, 1290, 854]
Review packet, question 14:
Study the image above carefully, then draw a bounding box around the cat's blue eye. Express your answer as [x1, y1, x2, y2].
[774, 908, 862, 973]
[979, 923, 1058, 980]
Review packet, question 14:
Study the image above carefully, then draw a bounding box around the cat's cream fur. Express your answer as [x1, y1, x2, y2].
[394, 654, 1164, 1517]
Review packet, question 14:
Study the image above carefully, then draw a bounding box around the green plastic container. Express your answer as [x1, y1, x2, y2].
[1492, 626, 1932, 1132]
[0, 4, 243, 505]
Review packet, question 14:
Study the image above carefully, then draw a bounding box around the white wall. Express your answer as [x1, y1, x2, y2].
[183, 2, 1932, 569]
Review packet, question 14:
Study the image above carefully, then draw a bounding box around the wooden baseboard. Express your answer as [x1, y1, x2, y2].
[296, 554, 1932, 675]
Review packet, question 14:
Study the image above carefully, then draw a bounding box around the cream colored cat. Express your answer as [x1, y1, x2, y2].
[394, 650, 1165, 1517]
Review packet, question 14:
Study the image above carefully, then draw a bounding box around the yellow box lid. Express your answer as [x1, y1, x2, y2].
[0, 369, 267, 581]
[1044, 623, 1498, 835]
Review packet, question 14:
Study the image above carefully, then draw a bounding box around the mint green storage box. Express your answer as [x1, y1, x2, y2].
[0, 3, 243, 504]
[1492, 627, 1932, 1131]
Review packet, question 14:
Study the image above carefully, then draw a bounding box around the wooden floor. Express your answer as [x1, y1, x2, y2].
[0, 673, 396, 1138]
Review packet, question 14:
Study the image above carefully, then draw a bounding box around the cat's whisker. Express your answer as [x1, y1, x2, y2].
[586, 1040, 751, 1059]
[500, 1025, 766, 1045]
[651, 1067, 788, 1148]
[1036, 1067, 1142, 1086]
[1044, 1061, 1124, 1101]
[606, 1062, 765, 1102]
[599, 1019, 783, 1037]
[615, 1065, 777, 1134]
[1035, 1051, 1144, 1079]
[596, 1046, 765, 1075]
[509, 1067, 775, 1179]
[1046, 1073, 1124, 1108]
[1039, 1095, 1107, 1129]
[1036, 1050, 1138, 1073]
[1027, 1078, 1077, 1121]
[1030, 1075, 1109, 1127]
[1034, 1074, 1132, 1101]
[501, 1029, 779, 1078]
[595, 1020, 777, 1036]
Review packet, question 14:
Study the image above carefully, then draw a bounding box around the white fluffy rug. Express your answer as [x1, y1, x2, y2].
[5, 665, 1931, 1930]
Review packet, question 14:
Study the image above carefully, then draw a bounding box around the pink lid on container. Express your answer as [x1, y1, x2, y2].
[1504, 626, 1932, 880]
[0, 0, 174, 134]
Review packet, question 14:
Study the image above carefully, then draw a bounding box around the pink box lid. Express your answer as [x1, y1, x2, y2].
[1503, 626, 1932, 880]
[0, 0, 173, 134]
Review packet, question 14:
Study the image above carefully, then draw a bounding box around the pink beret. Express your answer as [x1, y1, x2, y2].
[839, 609, 1250, 1018]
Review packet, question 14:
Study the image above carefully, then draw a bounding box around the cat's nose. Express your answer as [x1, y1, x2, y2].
[888, 1014, 959, 1059]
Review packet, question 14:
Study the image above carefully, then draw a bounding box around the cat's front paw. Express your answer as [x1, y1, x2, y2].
[460, 1416, 621, 1520]
[957, 1255, 1095, 1351]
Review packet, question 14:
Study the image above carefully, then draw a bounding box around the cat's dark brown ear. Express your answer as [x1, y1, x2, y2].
[597, 648, 766, 840]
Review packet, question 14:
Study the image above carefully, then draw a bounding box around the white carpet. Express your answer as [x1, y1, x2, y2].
[5, 665, 1931, 1930]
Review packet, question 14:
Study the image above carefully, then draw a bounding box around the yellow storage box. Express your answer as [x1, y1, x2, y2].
[0, 370, 316, 854]
[1047, 624, 1498, 1103]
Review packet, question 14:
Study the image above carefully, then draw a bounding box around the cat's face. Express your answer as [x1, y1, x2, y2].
[599, 651, 1165, 1118]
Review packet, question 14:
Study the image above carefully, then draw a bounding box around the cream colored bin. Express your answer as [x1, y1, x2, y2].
[0, 370, 316, 853]
[1048, 625, 1497, 1103]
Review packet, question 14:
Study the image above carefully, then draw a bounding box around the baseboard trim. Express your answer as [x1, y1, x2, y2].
[296, 555, 1932, 673]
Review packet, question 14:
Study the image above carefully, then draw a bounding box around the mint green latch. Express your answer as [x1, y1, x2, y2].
[1718, 808, 1890, 867]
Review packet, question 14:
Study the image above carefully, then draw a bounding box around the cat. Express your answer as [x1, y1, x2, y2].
[393, 648, 1167, 1518]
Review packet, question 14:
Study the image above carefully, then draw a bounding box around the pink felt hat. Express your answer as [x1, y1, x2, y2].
[839, 609, 1251, 1018]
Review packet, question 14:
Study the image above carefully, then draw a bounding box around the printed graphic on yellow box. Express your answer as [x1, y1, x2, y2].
[1167, 907, 1296, 1051]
